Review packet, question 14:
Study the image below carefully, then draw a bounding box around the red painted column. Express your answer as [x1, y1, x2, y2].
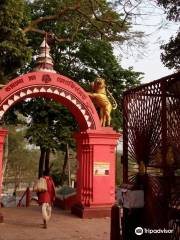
[0, 128, 8, 223]
[72, 127, 121, 218]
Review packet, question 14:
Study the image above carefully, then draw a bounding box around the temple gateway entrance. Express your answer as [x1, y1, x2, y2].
[0, 71, 120, 218]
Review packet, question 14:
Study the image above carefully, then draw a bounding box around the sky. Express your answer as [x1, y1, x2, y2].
[117, 2, 179, 84]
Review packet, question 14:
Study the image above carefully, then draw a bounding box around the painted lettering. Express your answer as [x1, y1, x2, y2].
[57, 77, 87, 100]
[5, 78, 24, 92]
[57, 77, 64, 83]
[42, 74, 52, 83]
[28, 75, 36, 81]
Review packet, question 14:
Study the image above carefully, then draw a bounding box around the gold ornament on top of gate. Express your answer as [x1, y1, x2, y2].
[88, 77, 117, 127]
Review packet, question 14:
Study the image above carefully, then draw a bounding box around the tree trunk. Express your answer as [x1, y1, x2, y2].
[38, 147, 46, 178]
[67, 146, 71, 187]
[2, 135, 8, 185]
[45, 149, 50, 175]
[60, 144, 69, 186]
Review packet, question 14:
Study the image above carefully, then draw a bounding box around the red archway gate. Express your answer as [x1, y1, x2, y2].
[0, 71, 120, 219]
[0, 72, 101, 130]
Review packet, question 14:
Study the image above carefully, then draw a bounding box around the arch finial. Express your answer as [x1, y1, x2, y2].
[33, 35, 56, 73]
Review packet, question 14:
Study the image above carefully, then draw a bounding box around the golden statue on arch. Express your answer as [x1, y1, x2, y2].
[88, 77, 117, 127]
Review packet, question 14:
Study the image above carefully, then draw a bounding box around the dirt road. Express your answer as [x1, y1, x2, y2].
[0, 207, 110, 240]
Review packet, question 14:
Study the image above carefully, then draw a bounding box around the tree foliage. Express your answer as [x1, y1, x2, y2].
[0, 0, 31, 82]
[160, 31, 180, 70]
[21, 98, 77, 151]
[1, 0, 142, 128]
[15, 97, 77, 177]
[1, 0, 143, 177]
[4, 126, 39, 187]
[24, 0, 131, 42]
[157, 0, 180, 22]
[156, 0, 180, 70]
[23, 0, 142, 130]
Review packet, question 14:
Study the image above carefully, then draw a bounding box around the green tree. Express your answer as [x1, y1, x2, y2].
[2, 0, 143, 177]
[23, 0, 142, 130]
[157, 0, 180, 21]
[156, 0, 180, 70]
[24, 0, 131, 42]
[4, 126, 39, 190]
[160, 32, 180, 70]
[19, 98, 77, 177]
[0, 0, 31, 83]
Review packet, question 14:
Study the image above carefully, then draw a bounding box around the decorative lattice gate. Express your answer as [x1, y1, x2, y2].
[122, 72, 180, 240]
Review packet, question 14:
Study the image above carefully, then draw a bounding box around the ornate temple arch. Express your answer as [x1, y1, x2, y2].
[0, 71, 101, 131]
[0, 38, 120, 220]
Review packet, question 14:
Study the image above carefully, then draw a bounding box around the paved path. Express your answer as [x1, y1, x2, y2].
[0, 207, 110, 240]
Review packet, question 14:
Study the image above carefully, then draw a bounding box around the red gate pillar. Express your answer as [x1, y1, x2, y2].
[72, 127, 120, 218]
[0, 128, 8, 223]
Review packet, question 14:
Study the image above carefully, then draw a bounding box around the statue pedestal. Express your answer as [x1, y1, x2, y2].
[72, 127, 121, 218]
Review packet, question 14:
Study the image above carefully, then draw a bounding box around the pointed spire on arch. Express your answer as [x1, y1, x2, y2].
[33, 34, 56, 73]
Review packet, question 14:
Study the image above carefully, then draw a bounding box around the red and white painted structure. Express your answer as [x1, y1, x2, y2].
[0, 38, 120, 220]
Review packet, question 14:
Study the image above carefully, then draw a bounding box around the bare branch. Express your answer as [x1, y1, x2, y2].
[26, 28, 46, 35]
[22, 4, 80, 33]
[22, 0, 130, 43]
[89, 0, 121, 26]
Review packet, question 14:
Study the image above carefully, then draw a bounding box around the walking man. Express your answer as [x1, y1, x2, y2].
[37, 171, 56, 229]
